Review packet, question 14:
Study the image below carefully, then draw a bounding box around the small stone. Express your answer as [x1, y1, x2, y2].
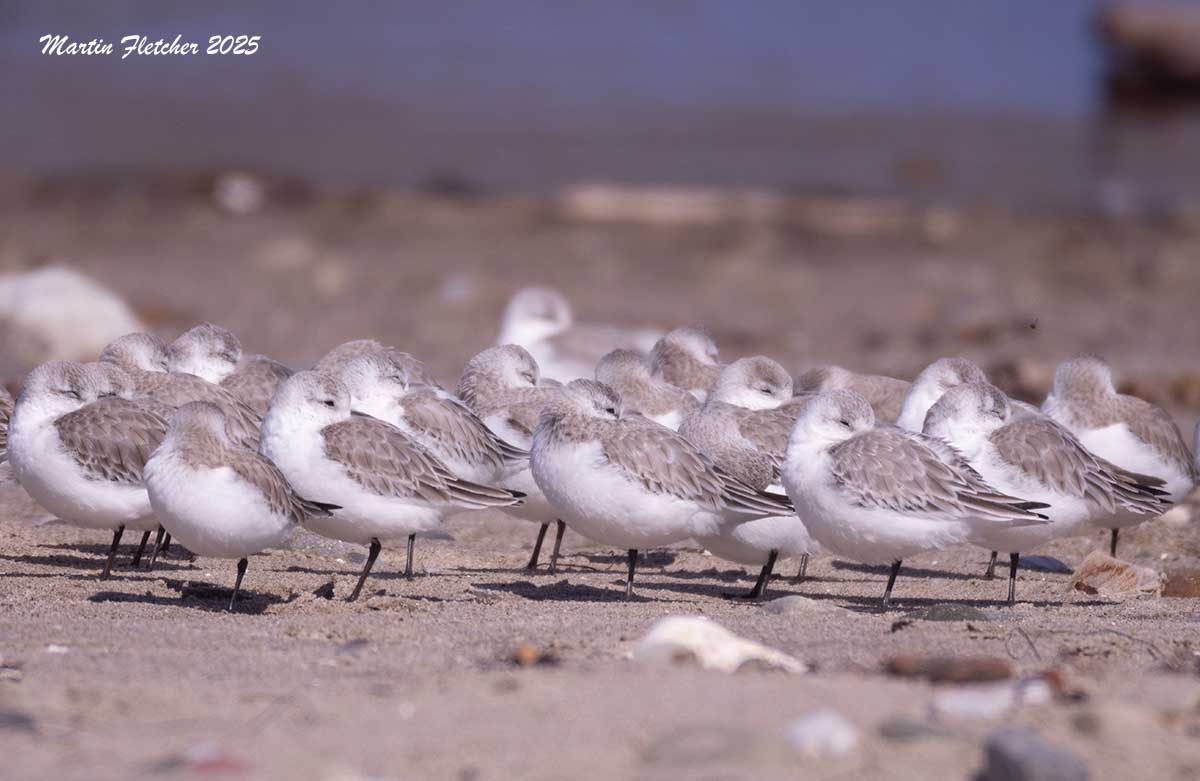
[878, 714, 936, 741]
[335, 638, 369, 656]
[977, 727, 1089, 781]
[886, 655, 1013, 684]
[932, 685, 1016, 721]
[631, 616, 806, 674]
[511, 642, 557, 667]
[760, 595, 846, 616]
[0, 709, 36, 734]
[1019, 556, 1073, 574]
[785, 709, 859, 758]
[44, 644, 69, 654]
[212, 171, 265, 215]
[910, 603, 991, 622]
[1069, 552, 1162, 598]
[312, 581, 335, 600]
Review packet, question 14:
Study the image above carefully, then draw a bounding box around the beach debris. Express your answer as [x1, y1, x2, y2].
[885, 655, 1012, 684]
[630, 616, 806, 674]
[1068, 552, 1162, 598]
[511, 642, 558, 667]
[1162, 568, 1200, 598]
[976, 726, 1088, 781]
[931, 679, 1053, 721]
[785, 709, 859, 758]
[0, 265, 144, 364]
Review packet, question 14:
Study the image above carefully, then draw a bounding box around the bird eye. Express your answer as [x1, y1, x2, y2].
[759, 386, 773, 395]
[323, 399, 336, 408]
[838, 418, 851, 427]
[605, 407, 617, 416]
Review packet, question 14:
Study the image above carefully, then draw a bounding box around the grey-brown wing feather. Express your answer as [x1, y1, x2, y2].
[139, 372, 262, 448]
[733, 407, 796, 467]
[220, 357, 294, 417]
[0, 388, 12, 461]
[830, 428, 1047, 523]
[990, 417, 1170, 515]
[322, 418, 521, 508]
[54, 399, 168, 484]
[403, 388, 528, 471]
[224, 448, 334, 522]
[1118, 396, 1198, 480]
[849, 375, 910, 424]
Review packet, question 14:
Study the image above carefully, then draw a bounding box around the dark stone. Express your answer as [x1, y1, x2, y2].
[0, 708, 36, 734]
[1019, 556, 1073, 574]
[878, 715, 936, 741]
[977, 727, 1089, 781]
[911, 603, 991, 622]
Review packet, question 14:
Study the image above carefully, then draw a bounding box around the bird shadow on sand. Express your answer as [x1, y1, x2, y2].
[472, 578, 687, 604]
[0, 550, 192, 574]
[88, 584, 283, 614]
[830, 560, 989, 582]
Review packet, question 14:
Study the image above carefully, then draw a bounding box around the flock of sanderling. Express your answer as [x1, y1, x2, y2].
[1, 286, 1196, 610]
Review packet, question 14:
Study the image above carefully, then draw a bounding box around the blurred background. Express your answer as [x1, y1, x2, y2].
[3, 0, 1200, 416]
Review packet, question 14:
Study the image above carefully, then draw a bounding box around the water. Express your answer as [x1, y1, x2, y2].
[1, 1, 1195, 208]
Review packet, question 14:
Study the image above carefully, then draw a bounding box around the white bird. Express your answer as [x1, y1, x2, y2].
[648, 326, 722, 402]
[8, 360, 167, 577]
[782, 390, 1050, 609]
[335, 350, 529, 576]
[895, 357, 990, 432]
[260, 371, 524, 600]
[923, 382, 1170, 603]
[166, 323, 294, 415]
[530, 378, 793, 600]
[595, 349, 698, 430]
[496, 287, 661, 382]
[680, 357, 821, 599]
[144, 401, 338, 610]
[457, 345, 569, 571]
[1041, 353, 1197, 556]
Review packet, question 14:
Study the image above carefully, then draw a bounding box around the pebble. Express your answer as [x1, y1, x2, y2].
[931, 679, 1052, 721]
[785, 709, 859, 758]
[878, 714, 937, 741]
[910, 603, 991, 621]
[977, 727, 1089, 781]
[0, 708, 37, 734]
[760, 595, 847, 616]
[1019, 556, 1073, 574]
[631, 616, 806, 674]
[1069, 552, 1162, 598]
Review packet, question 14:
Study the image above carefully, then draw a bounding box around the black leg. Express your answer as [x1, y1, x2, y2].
[147, 526, 166, 571]
[794, 553, 810, 583]
[1110, 528, 1119, 558]
[130, 531, 151, 567]
[161, 532, 172, 554]
[726, 549, 778, 600]
[525, 523, 549, 570]
[985, 550, 998, 579]
[1007, 552, 1020, 606]
[548, 520, 566, 574]
[404, 533, 416, 579]
[625, 549, 638, 601]
[348, 538, 382, 602]
[881, 559, 902, 610]
[100, 525, 125, 579]
[229, 558, 248, 611]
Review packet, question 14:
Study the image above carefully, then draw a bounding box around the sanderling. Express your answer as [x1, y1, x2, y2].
[166, 322, 243, 383]
[336, 351, 528, 576]
[648, 326, 722, 402]
[0, 385, 13, 462]
[144, 401, 337, 610]
[796, 365, 910, 424]
[313, 339, 437, 385]
[497, 287, 661, 382]
[8, 361, 167, 577]
[219, 354, 294, 417]
[530, 379, 792, 600]
[260, 371, 524, 601]
[457, 345, 569, 571]
[707, 355, 795, 411]
[1041, 353, 1197, 555]
[782, 390, 1050, 609]
[895, 357, 989, 432]
[680, 358, 820, 600]
[924, 381, 1169, 603]
[594, 349, 698, 430]
[100, 333, 261, 449]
